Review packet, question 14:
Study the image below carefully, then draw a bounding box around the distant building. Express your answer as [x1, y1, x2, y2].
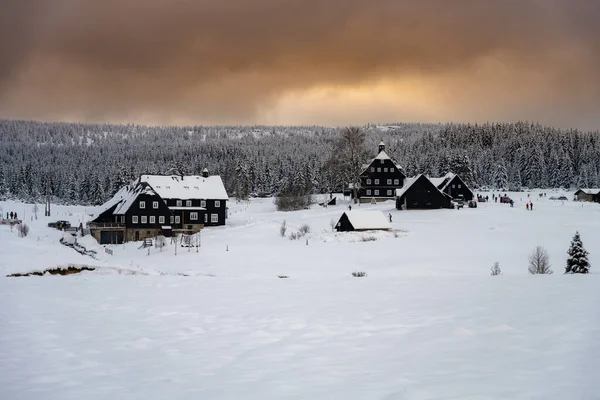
[335, 210, 391, 232]
[429, 172, 474, 201]
[357, 142, 406, 203]
[88, 169, 229, 244]
[395, 174, 452, 210]
[574, 188, 600, 203]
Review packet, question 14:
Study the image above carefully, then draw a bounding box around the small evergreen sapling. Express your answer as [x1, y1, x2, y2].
[566, 231, 590, 274]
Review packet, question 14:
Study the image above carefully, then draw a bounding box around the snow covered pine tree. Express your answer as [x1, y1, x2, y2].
[565, 231, 590, 274]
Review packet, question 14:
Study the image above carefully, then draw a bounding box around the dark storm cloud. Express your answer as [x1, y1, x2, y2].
[0, 0, 599, 128]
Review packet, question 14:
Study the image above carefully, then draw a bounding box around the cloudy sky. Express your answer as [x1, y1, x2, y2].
[1, 0, 599, 129]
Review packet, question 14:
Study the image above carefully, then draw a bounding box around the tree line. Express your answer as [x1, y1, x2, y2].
[0, 119, 599, 205]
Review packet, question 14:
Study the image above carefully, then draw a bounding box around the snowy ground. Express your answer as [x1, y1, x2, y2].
[1, 191, 600, 399]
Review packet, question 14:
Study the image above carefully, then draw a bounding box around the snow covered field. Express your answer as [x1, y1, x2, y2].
[1, 192, 600, 399]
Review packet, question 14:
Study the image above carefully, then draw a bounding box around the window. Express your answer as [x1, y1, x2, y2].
[387, 190, 392, 196]
[380, 159, 384, 164]
[394, 179, 400, 185]
[387, 179, 392, 185]
[141, 216, 147, 224]
[120, 215, 125, 223]
[215, 200, 220, 208]
[159, 216, 165, 224]
[204, 214, 208, 223]
[190, 212, 198, 220]
[374, 190, 379, 196]
[452, 184, 456, 188]
[458, 184, 462, 188]
[366, 190, 371, 195]
[149, 216, 155, 224]
[175, 216, 180, 224]
[366, 179, 371, 185]
[211, 214, 218, 223]
[132, 216, 138, 224]
[176, 200, 182, 207]
[375, 179, 380, 184]
[377, 168, 381, 172]
[152, 201, 158, 209]
[201, 200, 206, 208]
[170, 216, 174, 223]
[384, 168, 388, 172]
[186, 200, 192, 207]
[139, 201, 145, 209]
[370, 167, 374, 172]
[390, 167, 395, 172]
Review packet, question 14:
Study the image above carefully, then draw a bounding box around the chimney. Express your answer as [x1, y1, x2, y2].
[378, 141, 385, 153]
[202, 168, 209, 178]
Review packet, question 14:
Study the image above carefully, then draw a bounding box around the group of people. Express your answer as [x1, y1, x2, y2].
[526, 201, 534, 211]
[5, 211, 19, 221]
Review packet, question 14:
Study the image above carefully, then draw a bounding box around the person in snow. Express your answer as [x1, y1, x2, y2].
[530, 202, 533, 211]
[14, 212, 17, 220]
[510, 200, 514, 207]
[526, 203, 529, 211]
[348, 205, 352, 211]
[10, 211, 13, 219]
[388, 213, 392, 222]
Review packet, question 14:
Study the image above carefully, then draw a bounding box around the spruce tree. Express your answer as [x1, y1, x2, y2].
[566, 231, 590, 274]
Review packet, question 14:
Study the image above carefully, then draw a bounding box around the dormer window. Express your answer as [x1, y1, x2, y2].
[176, 200, 182, 207]
[186, 200, 192, 207]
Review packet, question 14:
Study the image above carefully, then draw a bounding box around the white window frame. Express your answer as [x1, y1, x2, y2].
[390, 167, 395, 172]
[387, 179, 392, 185]
[201, 200, 206, 208]
[374, 190, 379, 196]
[176, 200, 182, 207]
[215, 200, 220, 208]
[387, 190, 392, 196]
[152, 201, 158, 209]
[458, 184, 462, 188]
[366, 190, 371, 195]
[384, 168, 388, 172]
[370, 167, 375, 172]
[186, 200, 192, 207]
[149, 216, 155, 224]
[374, 179, 380, 185]
[366, 179, 371, 185]
[139, 201, 145, 209]
[175, 216, 180, 224]
[377, 167, 381, 172]
[204, 214, 208, 223]
[190, 212, 198, 221]
[159, 216, 165, 224]
[170, 215, 174, 224]
[394, 179, 400, 185]
[379, 159, 384, 164]
[141, 216, 147, 224]
[211, 214, 218, 223]
[120, 215, 125, 223]
[452, 184, 456, 188]
[132, 216, 138, 224]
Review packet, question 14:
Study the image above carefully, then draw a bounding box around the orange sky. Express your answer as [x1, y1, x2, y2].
[1, 0, 599, 129]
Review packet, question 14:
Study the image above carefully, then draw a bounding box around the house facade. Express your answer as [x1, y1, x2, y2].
[395, 175, 452, 210]
[430, 173, 474, 201]
[89, 169, 229, 245]
[358, 142, 406, 203]
[574, 188, 600, 203]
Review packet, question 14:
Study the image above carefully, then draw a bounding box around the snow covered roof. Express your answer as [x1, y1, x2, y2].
[92, 181, 157, 218]
[429, 172, 456, 190]
[379, 141, 385, 146]
[395, 176, 419, 198]
[374, 150, 391, 160]
[576, 188, 600, 195]
[343, 211, 390, 230]
[140, 175, 229, 200]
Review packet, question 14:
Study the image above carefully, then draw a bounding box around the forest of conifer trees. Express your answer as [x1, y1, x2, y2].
[0, 119, 599, 205]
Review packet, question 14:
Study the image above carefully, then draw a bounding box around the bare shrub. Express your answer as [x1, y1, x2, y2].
[18, 223, 30, 238]
[280, 220, 287, 237]
[289, 232, 299, 240]
[528, 246, 553, 274]
[277, 275, 289, 279]
[360, 235, 377, 242]
[298, 224, 311, 236]
[330, 218, 337, 231]
[352, 271, 367, 277]
[490, 261, 502, 276]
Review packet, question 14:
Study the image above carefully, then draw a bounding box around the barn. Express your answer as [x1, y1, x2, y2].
[574, 188, 600, 203]
[430, 173, 474, 201]
[335, 211, 391, 232]
[395, 175, 452, 210]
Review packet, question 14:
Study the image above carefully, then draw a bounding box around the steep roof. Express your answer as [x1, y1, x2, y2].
[92, 181, 157, 218]
[343, 211, 390, 230]
[396, 174, 451, 199]
[140, 175, 229, 200]
[429, 172, 455, 191]
[576, 188, 600, 195]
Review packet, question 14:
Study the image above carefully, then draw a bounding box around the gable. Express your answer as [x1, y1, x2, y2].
[396, 175, 450, 199]
[341, 211, 390, 230]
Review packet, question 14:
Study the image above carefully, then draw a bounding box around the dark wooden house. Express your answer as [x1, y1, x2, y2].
[357, 142, 406, 203]
[574, 188, 600, 203]
[89, 170, 229, 244]
[395, 174, 452, 210]
[430, 173, 474, 201]
[335, 210, 391, 232]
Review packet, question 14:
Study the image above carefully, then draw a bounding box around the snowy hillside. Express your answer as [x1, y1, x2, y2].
[1, 192, 600, 399]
